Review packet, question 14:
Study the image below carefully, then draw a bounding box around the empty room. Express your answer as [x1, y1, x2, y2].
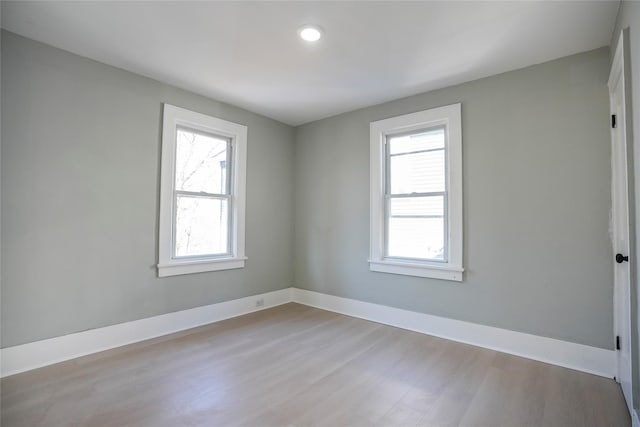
[1, 1, 640, 426]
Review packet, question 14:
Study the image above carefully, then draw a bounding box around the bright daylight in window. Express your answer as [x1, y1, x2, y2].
[370, 103, 463, 281]
[387, 128, 447, 261]
[158, 104, 247, 277]
[174, 128, 230, 258]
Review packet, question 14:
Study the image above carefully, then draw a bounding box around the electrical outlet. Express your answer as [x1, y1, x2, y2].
[255, 298, 265, 307]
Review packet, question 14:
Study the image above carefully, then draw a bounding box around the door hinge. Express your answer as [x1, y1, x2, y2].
[616, 335, 621, 350]
[612, 114, 617, 129]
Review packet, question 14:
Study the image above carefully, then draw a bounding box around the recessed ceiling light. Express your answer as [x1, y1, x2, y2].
[298, 25, 323, 42]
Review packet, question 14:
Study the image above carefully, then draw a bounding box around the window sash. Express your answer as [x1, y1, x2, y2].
[388, 146, 444, 159]
[175, 126, 232, 195]
[384, 131, 448, 262]
[172, 193, 233, 260]
[171, 129, 234, 260]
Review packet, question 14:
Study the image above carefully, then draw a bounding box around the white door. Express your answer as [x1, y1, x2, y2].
[609, 31, 632, 414]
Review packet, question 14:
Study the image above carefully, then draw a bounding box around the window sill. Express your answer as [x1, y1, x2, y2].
[369, 259, 463, 281]
[158, 256, 247, 277]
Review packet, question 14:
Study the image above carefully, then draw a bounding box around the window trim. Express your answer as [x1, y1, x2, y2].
[369, 103, 463, 281]
[158, 104, 247, 277]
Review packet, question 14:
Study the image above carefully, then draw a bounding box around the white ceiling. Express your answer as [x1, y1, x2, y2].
[1, 1, 620, 126]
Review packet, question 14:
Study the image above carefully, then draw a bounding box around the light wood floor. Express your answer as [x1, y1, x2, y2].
[0, 303, 630, 426]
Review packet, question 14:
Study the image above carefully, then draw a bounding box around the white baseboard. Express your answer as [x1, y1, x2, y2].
[0, 288, 292, 378]
[1, 287, 616, 380]
[291, 288, 616, 378]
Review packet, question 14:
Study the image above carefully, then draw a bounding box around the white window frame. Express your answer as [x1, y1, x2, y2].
[158, 104, 247, 277]
[369, 103, 463, 281]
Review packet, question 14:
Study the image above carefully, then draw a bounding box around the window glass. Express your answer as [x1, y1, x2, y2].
[387, 217, 445, 260]
[388, 128, 445, 195]
[388, 127, 445, 155]
[175, 196, 229, 257]
[175, 128, 229, 194]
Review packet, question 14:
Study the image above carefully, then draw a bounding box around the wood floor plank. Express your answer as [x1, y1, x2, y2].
[279, 328, 424, 426]
[0, 303, 630, 427]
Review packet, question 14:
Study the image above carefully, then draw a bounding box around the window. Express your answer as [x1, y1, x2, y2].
[158, 104, 247, 277]
[369, 103, 463, 281]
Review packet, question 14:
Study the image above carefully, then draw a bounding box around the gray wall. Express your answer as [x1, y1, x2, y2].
[1, 30, 615, 352]
[294, 47, 613, 349]
[1, 31, 295, 347]
[612, 0, 640, 413]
